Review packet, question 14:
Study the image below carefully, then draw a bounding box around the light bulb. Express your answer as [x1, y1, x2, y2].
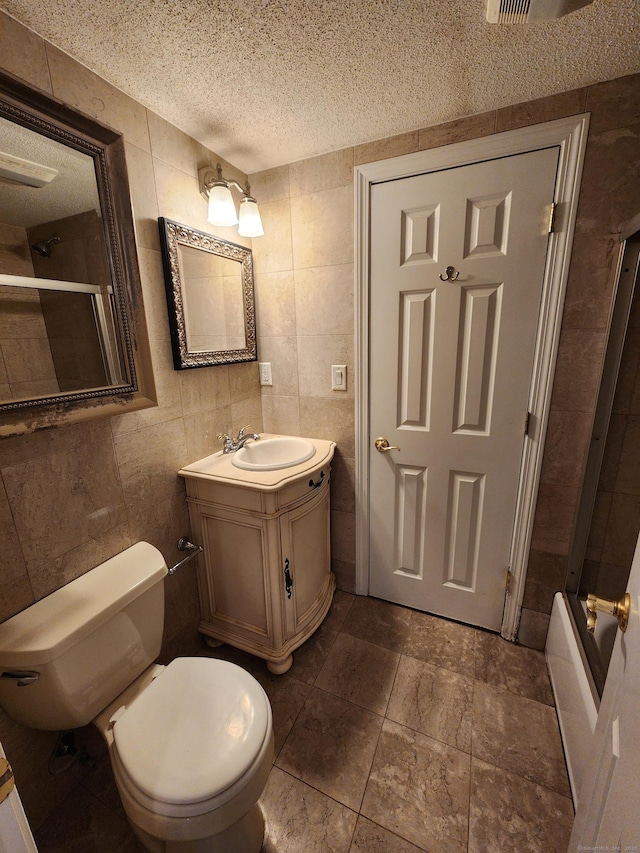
[238, 197, 264, 237]
[207, 183, 238, 226]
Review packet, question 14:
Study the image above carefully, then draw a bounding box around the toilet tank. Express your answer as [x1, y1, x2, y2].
[0, 542, 168, 731]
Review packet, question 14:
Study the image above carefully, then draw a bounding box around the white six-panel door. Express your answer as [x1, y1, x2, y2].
[369, 147, 559, 630]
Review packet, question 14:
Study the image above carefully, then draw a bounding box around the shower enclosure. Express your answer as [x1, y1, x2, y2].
[546, 215, 640, 806]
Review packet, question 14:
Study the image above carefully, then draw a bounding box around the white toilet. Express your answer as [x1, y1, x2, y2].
[0, 542, 274, 853]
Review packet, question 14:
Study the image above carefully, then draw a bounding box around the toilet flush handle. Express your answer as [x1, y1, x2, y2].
[0, 670, 39, 687]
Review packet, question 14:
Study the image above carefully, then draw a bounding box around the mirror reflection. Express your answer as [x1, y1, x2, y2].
[159, 218, 257, 369]
[0, 111, 126, 405]
[178, 245, 246, 353]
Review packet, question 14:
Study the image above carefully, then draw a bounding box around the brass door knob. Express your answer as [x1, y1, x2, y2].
[586, 592, 631, 634]
[374, 437, 400, 453]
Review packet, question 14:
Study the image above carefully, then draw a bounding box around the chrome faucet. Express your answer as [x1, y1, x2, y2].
[218, 425, 261, 453]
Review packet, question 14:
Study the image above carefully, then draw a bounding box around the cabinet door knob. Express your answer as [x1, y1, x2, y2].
[283, 558, 294, 599]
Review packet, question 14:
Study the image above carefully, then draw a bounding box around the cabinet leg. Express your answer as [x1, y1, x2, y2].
[204, 636, 224, 648]
[266, 654, 293, 675]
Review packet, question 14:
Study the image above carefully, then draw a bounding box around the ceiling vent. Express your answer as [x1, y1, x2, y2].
[486, 0, 595, 23]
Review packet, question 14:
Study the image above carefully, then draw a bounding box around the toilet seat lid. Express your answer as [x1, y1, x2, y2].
[112, 657, 271, 805]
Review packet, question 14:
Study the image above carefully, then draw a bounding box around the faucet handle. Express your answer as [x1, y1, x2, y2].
[237, 424, 252, 439]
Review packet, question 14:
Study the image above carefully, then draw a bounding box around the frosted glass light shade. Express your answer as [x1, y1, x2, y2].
[207, 183, 238, 226]
[238, 197, 264, 237]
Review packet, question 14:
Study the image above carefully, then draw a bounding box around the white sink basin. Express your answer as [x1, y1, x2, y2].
[231, 436, 316, 471]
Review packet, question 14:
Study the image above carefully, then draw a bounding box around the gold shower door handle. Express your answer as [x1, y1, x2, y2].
[586, 592, 631, 634]
[374, 437, 400, 453]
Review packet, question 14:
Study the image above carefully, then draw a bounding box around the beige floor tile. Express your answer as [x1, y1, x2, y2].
[322, 589, 355, 631]
[276, 688, 383, 811]
[342, 595, 413, 652]
[34, 785, 143, 853]
[474, 631, 555, 705]
[361, 719, 470, 853]
[387, 655, 473, 752]
[261, 767, 357, 853]
[315, 633, 400, 715]
[403, 611, 478, 676]
[472, 681, 571, 797]
[349, 815, 427, 852]
[469, 757, 574, 853]
[287, 621, 338, 684]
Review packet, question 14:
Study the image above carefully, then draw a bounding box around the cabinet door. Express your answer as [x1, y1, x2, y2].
[198, 510, 274, 645]
[280, 485, 331, 640]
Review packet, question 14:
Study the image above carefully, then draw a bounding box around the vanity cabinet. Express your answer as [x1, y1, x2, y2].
[179, 437, 335, 674]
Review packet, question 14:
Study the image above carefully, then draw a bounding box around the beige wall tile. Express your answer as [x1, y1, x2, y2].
[517, 608, 551, 651]
[295, 265, 354, 335]
[230, 361, 260, 403]
[125, 142, 161, 252]
[419, 112, 496, 151]
[113, 417, 189, 510]
[0, 11, 51, 92]
[2, 442, 126, 565]
[550, 329, 607, 414]
[183, 402, 232, 461]
[289, 148, 354, 197]
[249, 165, 291, 204]
[26, 523, 131, 601]
[530, 485, 577, 557]
[575, 121, 640, 234]
[539, 409, 593, 489]
[297, 334, 354, 399]
[252, 198, 293, 274]
[299, 397, 355, 457]
[330, 454, 356, 514]
[332, 557, 356, 593]
[136, 246, 171, 341]
[255, 271, 296, 338]
[46, 45, 150, 152]
[231, 394, 263, 433]
[0, 479, 33, 620]
[587, 72, 640, 133]
[258, 336, 299, 397]
[561, 223, 618, 331]
[152, 159, 209, 232]
[179, 362, 231, 416]
[496, 89, 588, 133]
[261, 395, 301, 436]
[147, 111, 212, 179]
[291, 185, 353, 270]
[355, 131, 419, 166]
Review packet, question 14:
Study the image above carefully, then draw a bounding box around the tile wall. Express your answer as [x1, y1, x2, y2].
[0, 10, 263, 829]
[0, 4, 639, 834]
[250, 71, 640, 645]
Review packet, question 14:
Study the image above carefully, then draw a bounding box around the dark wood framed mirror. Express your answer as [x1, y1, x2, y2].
[0, 70, 156, 436]
[158, 218, 257, 369]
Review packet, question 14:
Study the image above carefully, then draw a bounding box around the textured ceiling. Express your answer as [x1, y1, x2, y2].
[1, 0, 639, 173]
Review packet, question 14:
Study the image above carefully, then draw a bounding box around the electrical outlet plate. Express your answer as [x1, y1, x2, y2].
[259, 362, 273, 386]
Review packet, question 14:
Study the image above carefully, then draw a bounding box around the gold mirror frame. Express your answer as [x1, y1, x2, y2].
[0, 70, 156, 437]
[158, 218, 257, 369]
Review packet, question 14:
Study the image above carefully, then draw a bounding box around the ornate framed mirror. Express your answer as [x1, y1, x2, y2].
[0, 70, 156, 437]
[158, 218, 257, 369]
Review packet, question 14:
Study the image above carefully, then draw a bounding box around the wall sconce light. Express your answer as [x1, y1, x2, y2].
[198, 164, 264, 238]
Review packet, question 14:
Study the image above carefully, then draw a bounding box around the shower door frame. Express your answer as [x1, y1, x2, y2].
[565, 219, 640, 695]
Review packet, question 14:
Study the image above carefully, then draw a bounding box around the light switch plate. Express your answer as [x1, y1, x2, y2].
[259, 362, 273, 386]
[332, 364, 347, 391]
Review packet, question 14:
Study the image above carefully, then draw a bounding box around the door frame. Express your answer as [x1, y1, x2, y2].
[354, 114, 590, 639]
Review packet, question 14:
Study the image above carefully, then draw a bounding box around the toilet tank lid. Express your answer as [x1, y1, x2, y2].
[0, 542, 168, 667]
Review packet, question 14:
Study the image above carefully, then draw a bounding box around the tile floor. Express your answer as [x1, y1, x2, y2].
[34, 593, 575, 852]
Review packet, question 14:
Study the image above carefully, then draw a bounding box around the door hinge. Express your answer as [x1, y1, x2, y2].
[505, 568, 512, 593]
[547, 202, 557, 234]
[524, 410, 533, 436]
